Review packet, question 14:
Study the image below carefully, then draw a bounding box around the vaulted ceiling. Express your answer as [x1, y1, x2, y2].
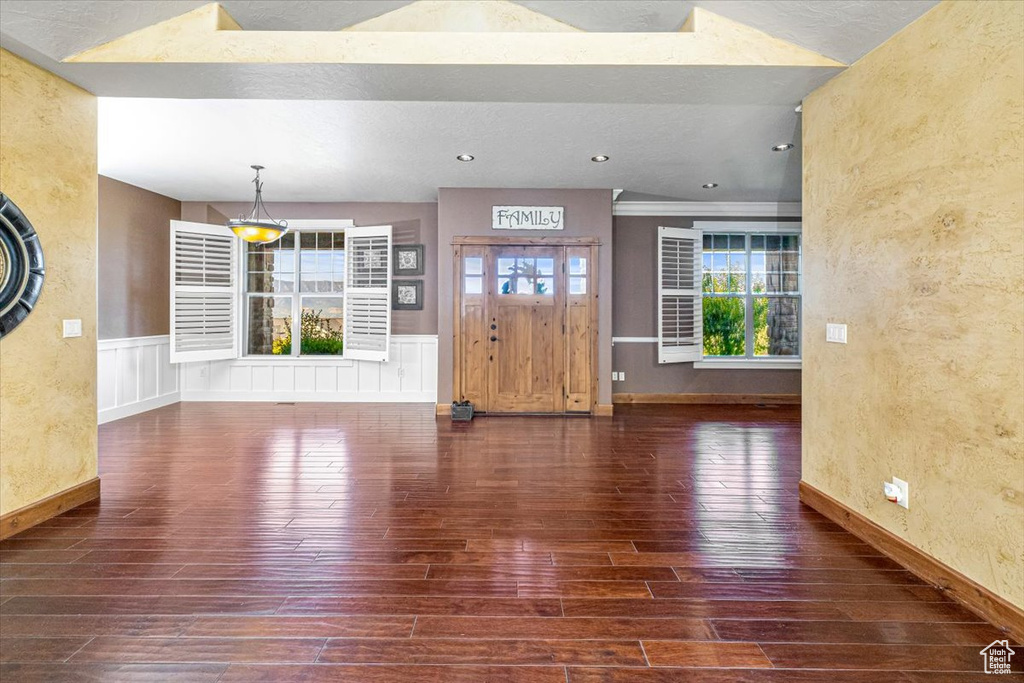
[0, 1, 939, 202]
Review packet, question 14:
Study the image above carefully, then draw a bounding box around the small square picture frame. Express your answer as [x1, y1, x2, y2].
[392, 279, 423, 310]
[393, 244, 425, 276]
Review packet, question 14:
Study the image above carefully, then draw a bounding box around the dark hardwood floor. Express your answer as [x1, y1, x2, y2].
[1, 403, 1017, 681]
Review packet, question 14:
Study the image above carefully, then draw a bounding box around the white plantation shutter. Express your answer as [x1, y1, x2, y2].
[658, 226, 703, 363]
[344, 225, 392, 362]
[169, 220, 240, 363]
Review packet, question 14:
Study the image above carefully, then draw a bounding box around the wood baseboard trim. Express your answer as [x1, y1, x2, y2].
[613, 392, 801, 405]
[799, 481, 1024, 642]
[594, 404, 614, 417]
[1, 477, 100, 540]
[436, 403, 451, 417]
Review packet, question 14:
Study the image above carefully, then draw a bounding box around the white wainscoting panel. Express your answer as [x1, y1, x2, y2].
[179, 335, 438, 403]
[98, 335, 180, 424]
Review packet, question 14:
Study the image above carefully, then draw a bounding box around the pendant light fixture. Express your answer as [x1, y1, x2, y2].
[227, 165, 288, 243]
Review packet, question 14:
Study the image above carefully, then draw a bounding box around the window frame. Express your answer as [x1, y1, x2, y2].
[692, 222, 802, 370]
[242, 219, 353, 359]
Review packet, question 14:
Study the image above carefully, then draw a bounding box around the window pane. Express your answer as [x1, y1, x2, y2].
[247, 295, 291, 355]
[536, 258, 554, 275]
[569, 276, 587, 295]
[729, 252, 746, 271]
[712, 234, 728, 250]
[300, 231, 316, 249]
[516, 277, 531, 293]
[464, 256, 483, 275]
[703, 234, 713, 250]
[712, 253, 728, 271]
[299, 297, 345, 355]
[273, 249, 295, 273]
[279, 232, 295, 249]
[702, 296, 745, 356]
[497, 257, 515, 275]
[729, 273, 746, 293]
[465, 275, 483, 294]
[754, 296, 800, 356]
[316, 252, 332, 273]
[332, 252, 346, 274]
[333, 232, 346, 250]
[535, 277, 554, 295]
[569, 256, 587, 275]
[300, 251, 316, 273]
[498, 277, 514, 294]
[248, 253, 265, 272]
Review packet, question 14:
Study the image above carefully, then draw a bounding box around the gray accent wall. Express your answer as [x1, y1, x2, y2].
[438, 188, 614, 406]
[612, 215, 801, 396]
[98, 176, 181, 339]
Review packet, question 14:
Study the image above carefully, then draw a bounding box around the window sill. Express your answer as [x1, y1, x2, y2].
[240, 355, 354, 366]
[694, 358, 801, 370]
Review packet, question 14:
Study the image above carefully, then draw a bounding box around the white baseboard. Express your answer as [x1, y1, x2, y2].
[99, 391, 180, 424]
[180, 391, 435, 403]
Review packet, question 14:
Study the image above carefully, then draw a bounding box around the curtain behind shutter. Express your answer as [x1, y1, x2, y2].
[658, 226, 703, 363]
[344, 225, 392, 362]
[169, 220, 240, 364]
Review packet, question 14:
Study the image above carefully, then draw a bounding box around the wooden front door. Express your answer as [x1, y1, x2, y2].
[454, 240, 598, 414]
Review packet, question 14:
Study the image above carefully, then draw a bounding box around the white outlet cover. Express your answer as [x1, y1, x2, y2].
[892, 476, 909, 509]
[619, 372, 625, 382]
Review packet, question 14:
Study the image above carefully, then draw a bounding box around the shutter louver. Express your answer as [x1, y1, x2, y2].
[344, 225, 392, 362]
[169, 221, 240, 363]
[658, 226, 703, 363]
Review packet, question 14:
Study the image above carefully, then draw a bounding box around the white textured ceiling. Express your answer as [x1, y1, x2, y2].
[99, 98, 803, 203]
[2, 1, 938, 202]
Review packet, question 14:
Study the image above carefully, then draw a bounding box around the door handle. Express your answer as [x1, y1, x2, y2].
[490, 336, 499, 342]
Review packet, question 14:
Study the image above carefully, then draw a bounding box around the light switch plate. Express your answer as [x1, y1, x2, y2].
[826, 323, 847, 344]
[892, 476, 909, 509]
[62, 319, 82, 338]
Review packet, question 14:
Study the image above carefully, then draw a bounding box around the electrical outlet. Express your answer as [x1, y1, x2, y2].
[62, 319, 82, 338]
[619, 372, 625, 382]
[826, 323, 847, 344]
[611, 372, 619, 381]
[892, 476, 909, 509]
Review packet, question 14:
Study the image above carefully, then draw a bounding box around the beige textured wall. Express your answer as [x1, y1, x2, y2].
[98, 176, 180, 340]
[0, 50, 98, 514]
[802, 1, 1024, 607]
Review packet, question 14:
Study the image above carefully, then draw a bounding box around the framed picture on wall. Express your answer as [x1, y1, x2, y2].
[392, 279, 423, 311]
[393, 244, 425, 276]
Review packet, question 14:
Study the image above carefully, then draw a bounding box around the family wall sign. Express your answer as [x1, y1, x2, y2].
[492, 206, 565, 231]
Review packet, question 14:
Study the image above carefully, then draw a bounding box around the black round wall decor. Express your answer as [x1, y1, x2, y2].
[0, 193, 45, 337]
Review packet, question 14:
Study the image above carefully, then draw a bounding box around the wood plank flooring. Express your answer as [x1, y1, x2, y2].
[1, 403, 1017, 681]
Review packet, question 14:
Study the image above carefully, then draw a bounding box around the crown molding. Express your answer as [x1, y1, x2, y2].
[613, 201, 801, 218]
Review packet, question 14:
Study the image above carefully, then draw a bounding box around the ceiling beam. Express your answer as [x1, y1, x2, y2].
[65, 2, 845, 68]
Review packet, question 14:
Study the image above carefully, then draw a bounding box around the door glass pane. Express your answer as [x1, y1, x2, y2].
[247, 295, 291, 355]
[299, 297, 345, 355]
[754, 296, 800, 356]
[465, 276, 482, 294]
[569, 256, 587, 275]
[535, 277, 554, 295]
[702, 296, 745, 356]
[536, 258, 554, 275]
[497, 257, 515, 275]
[498, 277, 514, 294]
[464, 256, 483, 275]
[516, 277, 531, 294]
[569, 276, 587, 295]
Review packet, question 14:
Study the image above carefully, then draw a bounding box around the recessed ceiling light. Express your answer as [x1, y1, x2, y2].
[591, 155, 610, 163]
[456, 154, 474, 162]
[772, 143, 795, 152]
[702, 183, 718, 189]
